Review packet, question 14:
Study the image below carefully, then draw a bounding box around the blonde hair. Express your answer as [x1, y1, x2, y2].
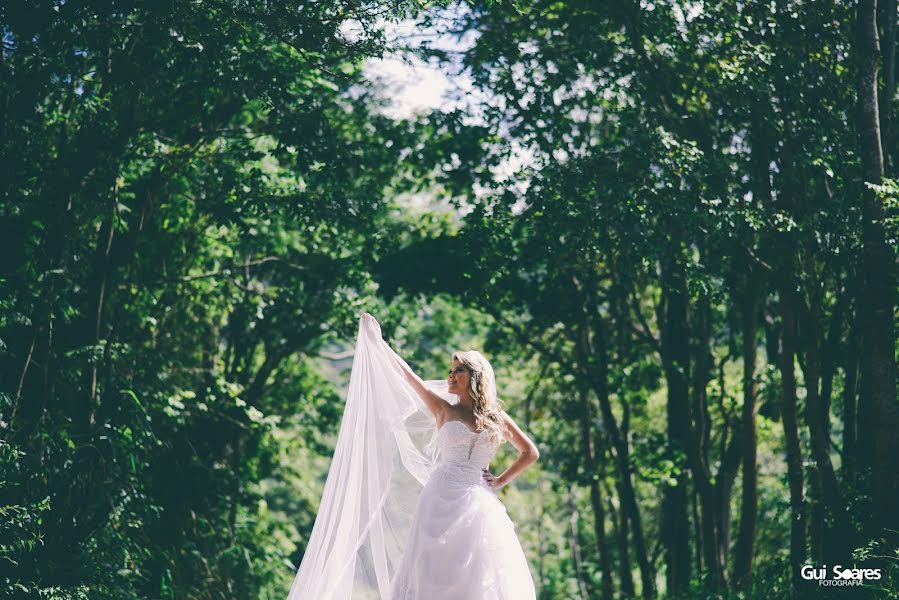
[452, 350, 507, 444]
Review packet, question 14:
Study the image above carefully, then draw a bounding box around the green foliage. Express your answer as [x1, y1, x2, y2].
[2, 0, 897, 598]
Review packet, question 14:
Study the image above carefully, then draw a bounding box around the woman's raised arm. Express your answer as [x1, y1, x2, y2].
[362, 313, 451, 424]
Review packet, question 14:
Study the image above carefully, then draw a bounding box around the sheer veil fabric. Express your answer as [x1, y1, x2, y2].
[287, 316, 453, 600]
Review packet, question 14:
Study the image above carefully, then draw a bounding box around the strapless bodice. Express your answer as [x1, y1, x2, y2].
[430, 420, 501, 487]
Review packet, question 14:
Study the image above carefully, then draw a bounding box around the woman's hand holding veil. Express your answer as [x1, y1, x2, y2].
[361, 312, 382, 336]
[361, 313, 410, 377]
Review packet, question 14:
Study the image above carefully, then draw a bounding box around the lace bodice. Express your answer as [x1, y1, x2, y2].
[430, 420, 501, 487]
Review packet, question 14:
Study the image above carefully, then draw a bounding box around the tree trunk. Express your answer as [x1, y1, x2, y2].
[589, 477, 615, 600]
[659, 256, 692, 596]
[798, 291, 851, 559]
[778, 285, 807, 585]
[585, 321, 656, 597]
[818, 289, 847, 433]
[610, 296, 637, 598]
[855, 0, 899, 541]
[576, 384, 614, 600]
[733, 104, 771, 585]
[777, 101, 809, 589]
[82, 194, 117, 429]
[808, 473, 825, 563]
[568, 488, 592, 600]
[733, 282, 759, 584]
[692, 483, 703, 576]
[714, 434, 741, 574]
[878, 0, 897, 174]
[686, 291, 728, 588]
[842, 307, 860, 474]
[608, 478, 636, 598]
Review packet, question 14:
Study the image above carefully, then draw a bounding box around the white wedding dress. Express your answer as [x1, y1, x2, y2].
[286, 316, 536, 600]
[389, 419, 536, 599]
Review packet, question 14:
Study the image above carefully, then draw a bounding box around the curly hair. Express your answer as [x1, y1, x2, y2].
[452, 350, 507, 444]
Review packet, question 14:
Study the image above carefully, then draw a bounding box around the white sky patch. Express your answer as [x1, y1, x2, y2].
[365, 55, 451, 119]
[364, 9, 538, 208]
[338, 19, 365, 44]
[364, 11, 482, 120]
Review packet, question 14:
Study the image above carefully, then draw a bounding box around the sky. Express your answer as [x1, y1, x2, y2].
[361, 13, 480, 119]
[354, 9, 534, 208]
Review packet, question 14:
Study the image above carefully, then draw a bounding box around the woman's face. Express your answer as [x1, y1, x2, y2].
[447, 358, 470, 395]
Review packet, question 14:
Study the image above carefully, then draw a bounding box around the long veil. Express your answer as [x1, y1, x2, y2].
[287, 315, 451, 600]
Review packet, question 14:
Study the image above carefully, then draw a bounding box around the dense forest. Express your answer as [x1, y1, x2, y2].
[1, 1, 897, 599]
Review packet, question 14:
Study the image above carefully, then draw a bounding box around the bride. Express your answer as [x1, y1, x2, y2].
[287, 313, 539, 599]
